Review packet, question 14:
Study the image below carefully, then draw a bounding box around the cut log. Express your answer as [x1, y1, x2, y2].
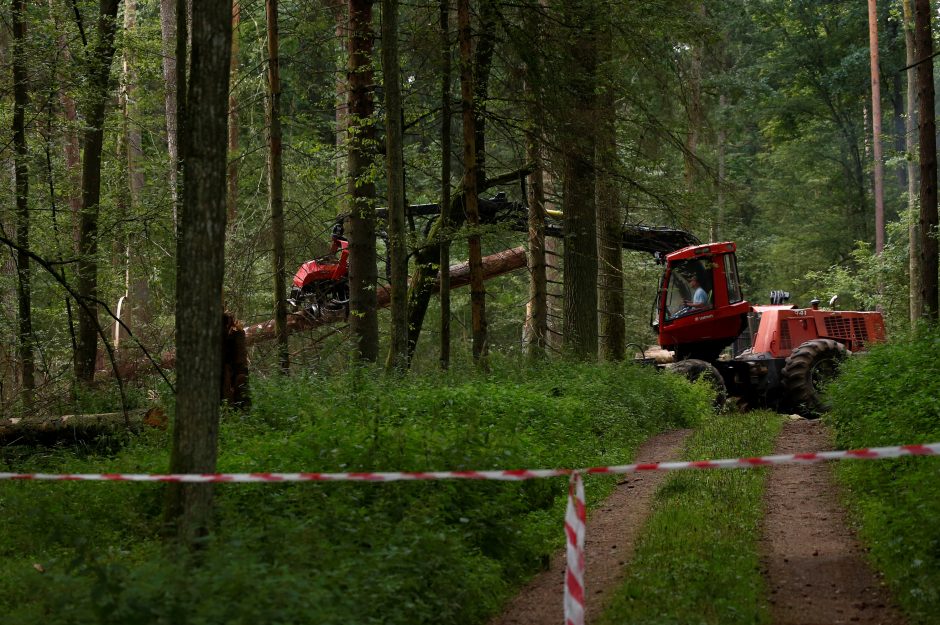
[243, 245, 526, 345]
[0, 408, 165, 445]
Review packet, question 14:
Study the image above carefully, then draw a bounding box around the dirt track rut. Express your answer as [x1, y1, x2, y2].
[761, 419, 906, 625]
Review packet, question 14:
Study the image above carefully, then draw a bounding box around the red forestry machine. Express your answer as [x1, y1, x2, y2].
[645, 240, 886, 415]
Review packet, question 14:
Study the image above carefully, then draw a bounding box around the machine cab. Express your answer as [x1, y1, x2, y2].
[652, 242, 750, 360]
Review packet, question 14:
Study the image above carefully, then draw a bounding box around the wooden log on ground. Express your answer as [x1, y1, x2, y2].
[0, 408, 166, 445]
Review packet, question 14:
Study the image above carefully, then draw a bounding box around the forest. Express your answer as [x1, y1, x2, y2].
[1, 0, 940, 623]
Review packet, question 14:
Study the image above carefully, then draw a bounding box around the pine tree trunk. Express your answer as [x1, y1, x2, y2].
[867, 0, 885, 255]
[903, 0, 923, 322]
[438, 0, 452, 369]
[561, 0, 598, 360]
[383, 0, 408, 372]
[347, 0, 379, 362]
[227, 1, 240, 224]
[458, 0, 487, 367]
[472, 0, 496, 185]
[266, 0, 289, 372]
[75, 0, 121, 386]
[166, 0, 232, 545]
[160, 0, 180, 225]
[914, 0, 939, 321]
[12, 0, 34, 401]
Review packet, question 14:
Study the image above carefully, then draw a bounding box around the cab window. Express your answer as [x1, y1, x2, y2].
[664, 258, 713, 322]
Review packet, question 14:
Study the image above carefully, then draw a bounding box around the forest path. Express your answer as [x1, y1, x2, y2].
[761, 418, 906, 625]
[487, 428, 692, 625]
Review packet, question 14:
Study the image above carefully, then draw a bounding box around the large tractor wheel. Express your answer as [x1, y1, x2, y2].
[665, 358, 727, 411]
[781, 339, 848, 417]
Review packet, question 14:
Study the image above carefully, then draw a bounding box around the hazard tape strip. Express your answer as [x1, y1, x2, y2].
[2, 441, 938, 625]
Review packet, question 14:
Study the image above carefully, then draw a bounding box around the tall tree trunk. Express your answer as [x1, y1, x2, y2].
[327, 1, 348, 180]
[227, 1, 241, 224]
[472, 0, 496, 185]
[347, 0, 379, 361]
[75, 0, 121, 386]
[383, 0, 408, 371]
[561, 0, 598, 360]
[683, 1, 704, 190]
[439, 0, 452, 369]
[122, 0, 151, 344]
[914, 0, 938, 321]
[165, 0, 232, 545]
[867, 0, 885, 255]
[160, 0, 180, 226]
[903, 0, 923, 322]
[12, 0, 34, 402]
[596, 15, 623, 362]
[523, 0, 547, 361]
[458, 0, 487, 367]
[266, 0, 288, 373]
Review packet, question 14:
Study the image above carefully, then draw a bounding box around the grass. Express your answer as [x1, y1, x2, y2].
[826, 327, 940, 625]
[0, 359, 710, 625]
[597, 409, 782, 625]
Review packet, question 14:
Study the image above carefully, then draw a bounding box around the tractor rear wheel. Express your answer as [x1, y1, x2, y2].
[665, 358, 727, 411]
[781, 339, 848, 417]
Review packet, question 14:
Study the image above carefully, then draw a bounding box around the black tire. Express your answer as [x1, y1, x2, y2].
[782, 339, 848, 417]
[665, 358, 727, 411]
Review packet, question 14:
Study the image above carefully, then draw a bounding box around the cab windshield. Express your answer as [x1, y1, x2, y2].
[663, 258, 713, 322]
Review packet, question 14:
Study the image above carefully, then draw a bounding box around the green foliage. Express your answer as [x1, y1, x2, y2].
[0, 361, 707, 625]
[828, 329, 940, 624]
[598, 410, 782, 625]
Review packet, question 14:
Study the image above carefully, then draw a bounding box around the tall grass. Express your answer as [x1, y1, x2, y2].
[0, 360, 708, 625]
[598, 410, 782, 625]
[827, 327, 940, 625]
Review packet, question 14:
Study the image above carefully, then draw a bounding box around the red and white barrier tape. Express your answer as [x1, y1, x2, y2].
[564, 472, 586, 625]
[2, 441, 938, 625]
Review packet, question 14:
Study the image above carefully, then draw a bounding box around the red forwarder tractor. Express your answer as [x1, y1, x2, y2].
[648, 241, 886, 415]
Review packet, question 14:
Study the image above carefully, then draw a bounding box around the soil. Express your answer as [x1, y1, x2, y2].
[488, 419, 908, 625]
[487, 428, 692, 625]
[761, 418, 906, 625]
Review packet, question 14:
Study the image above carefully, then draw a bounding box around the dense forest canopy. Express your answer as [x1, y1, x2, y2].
[0, 0, 937, 412]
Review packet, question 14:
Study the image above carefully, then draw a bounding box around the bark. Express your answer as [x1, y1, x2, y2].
[75, 0, 121, 386]
[439, 0, 453, 369]
[160, 0, 180, 224]
[560, 0, 598, 360]
[165, 0, 232, 544]
[347, 0, 379, 362]
[227, 1, 241, 224]
[473, 0, 497, 184]
[0, 409, 163, 445]
[867, 0, 885, 255]
[122, 0, 151, 342]
[266, 0, 289, 372]
[459, 0, 487, 367]
[12, 0, 34, 400]
[327, 1, 348, 179]
[903, 0, 923, 322]
[595, 14, 623, 361]
[683, 1, 704, 189]
[914, 0, 938, 321]
[523, 5, 547, 361]
[383, 0, 408, 371]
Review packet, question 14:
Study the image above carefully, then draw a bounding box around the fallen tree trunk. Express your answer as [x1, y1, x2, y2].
[243, 245, 526, 345]
[0, 408, 166, 445]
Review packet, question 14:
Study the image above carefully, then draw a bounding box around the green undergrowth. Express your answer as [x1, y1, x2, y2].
[597, 409, 782, 625]
[0, 360, 709, 625]
[827, 328, 940, 624]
